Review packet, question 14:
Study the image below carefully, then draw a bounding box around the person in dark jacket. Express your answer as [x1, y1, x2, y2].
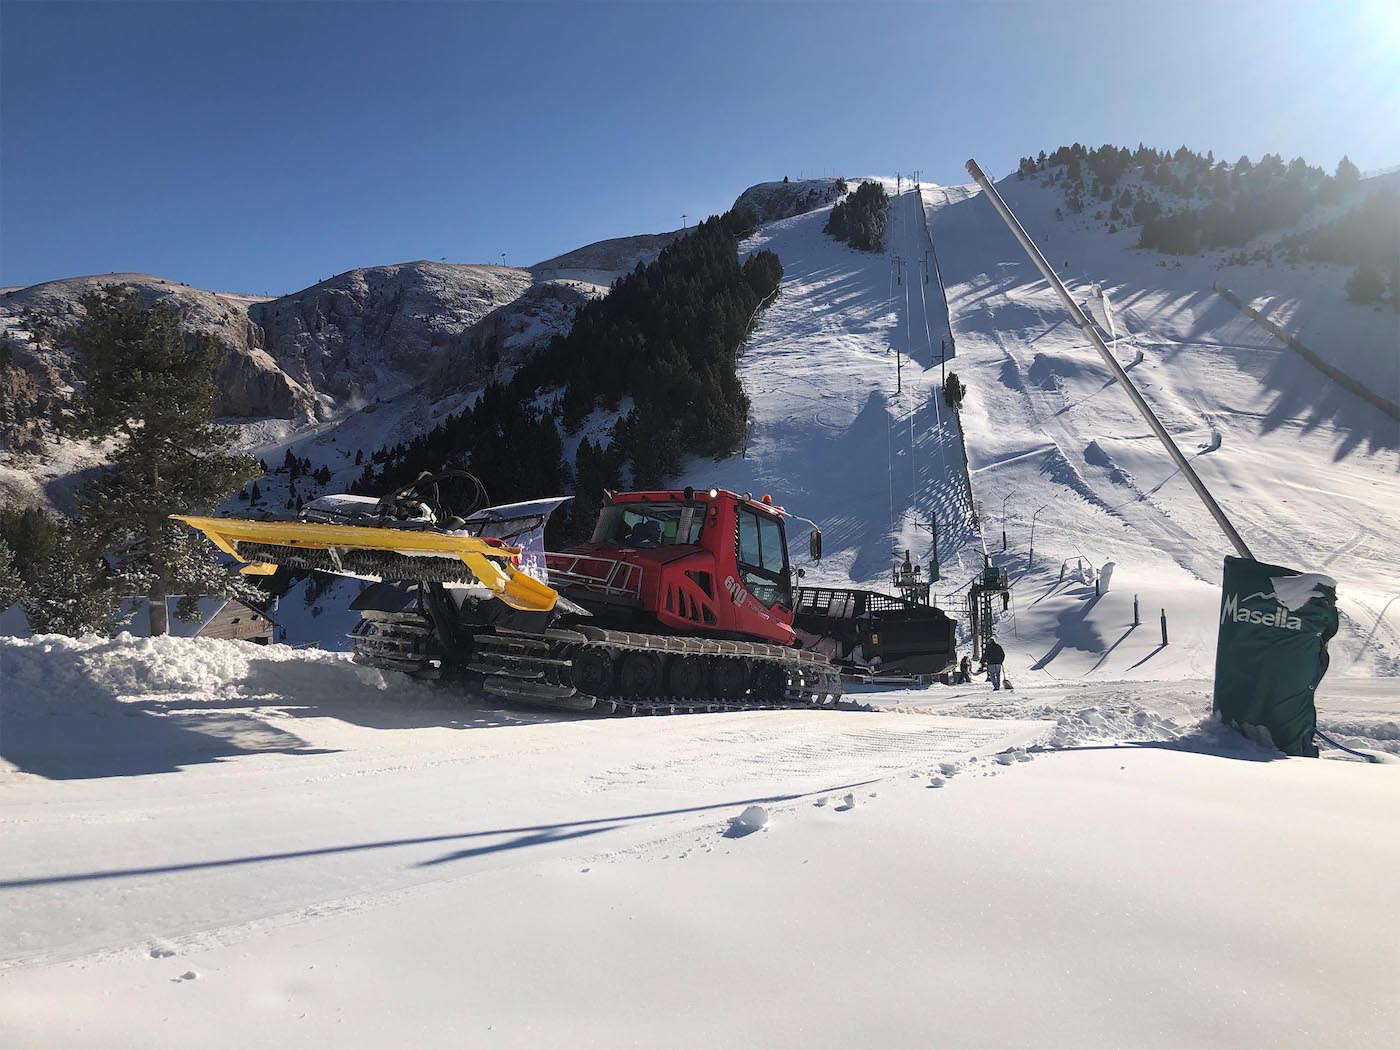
[984, 637, 1006, 691]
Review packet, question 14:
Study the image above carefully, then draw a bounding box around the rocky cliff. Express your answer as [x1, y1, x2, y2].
[249, 261, 536, 407]
[0, 274, 313, 424]
[731, 179, 840, 224]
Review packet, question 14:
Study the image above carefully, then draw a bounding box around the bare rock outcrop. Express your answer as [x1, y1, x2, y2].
[426, 279, 596, 396]
[531, 232, 682, 289]
[731, 179, 841, 225]
[0, 274, 314, 423]
[250, 262, 534, 406]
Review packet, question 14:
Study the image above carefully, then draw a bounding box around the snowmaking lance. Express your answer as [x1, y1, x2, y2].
[174, 470, 957, 715]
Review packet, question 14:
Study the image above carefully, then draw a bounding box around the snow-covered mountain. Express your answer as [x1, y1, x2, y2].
[731, 177, 842, 224]
[1, 273, 310, 423]
[5, 166, 1396, 679]
[0, 226, 686, 510]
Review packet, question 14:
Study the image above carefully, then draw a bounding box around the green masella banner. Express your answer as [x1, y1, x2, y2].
[1214, 556, 1339, 756]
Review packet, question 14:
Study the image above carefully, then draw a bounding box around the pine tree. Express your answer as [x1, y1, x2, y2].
[0, 537, 22, 611]
[65, 287, 258, 636]
[1345, 263, 1384, 303]
[250, 481, 262, 503]
[20, 521, 116, 636]
[944, 373, 966, 411]
[1335, 155, 1360, 185]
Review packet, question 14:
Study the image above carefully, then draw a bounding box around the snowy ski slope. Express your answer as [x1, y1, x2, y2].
[683, 175, 1398, 683]
[926, 174, 1399, 679]
[680, 182, 983, 598]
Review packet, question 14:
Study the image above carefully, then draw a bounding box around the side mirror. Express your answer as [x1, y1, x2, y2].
[809, 529, 823, 562]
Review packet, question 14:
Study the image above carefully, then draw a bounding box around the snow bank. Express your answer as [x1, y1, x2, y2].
[0, 632, 431, 716]
[940, 677, 1400, 758]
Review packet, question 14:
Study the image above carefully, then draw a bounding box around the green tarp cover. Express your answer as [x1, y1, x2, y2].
[1214, 556, 1339, 756]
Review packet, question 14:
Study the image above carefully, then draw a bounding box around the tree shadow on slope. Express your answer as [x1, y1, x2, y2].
[0, 649, 584, 782]
[1031, 588, 1106, 670]
[1141, 289, 1397, 462]
[816, 391, 980, 582]
[1257, 345, 1399, 462]
[1, 698, 332, 781]
[237, 658, 587, 733]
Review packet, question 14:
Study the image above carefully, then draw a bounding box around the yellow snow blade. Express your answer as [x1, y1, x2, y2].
[171, 514, 558, 613]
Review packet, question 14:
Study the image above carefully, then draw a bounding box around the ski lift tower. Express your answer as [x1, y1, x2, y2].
[892, 550, 931, 606]
[966, 559, 1010, 664]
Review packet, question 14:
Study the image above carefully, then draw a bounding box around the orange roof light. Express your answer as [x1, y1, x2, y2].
[761, 493, 773, 505]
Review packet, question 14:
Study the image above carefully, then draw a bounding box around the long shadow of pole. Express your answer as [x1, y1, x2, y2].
[0, 778, 882, 890]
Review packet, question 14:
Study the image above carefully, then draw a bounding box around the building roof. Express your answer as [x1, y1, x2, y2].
[0, 595, 278, 640]
[116, 595, 278, 638]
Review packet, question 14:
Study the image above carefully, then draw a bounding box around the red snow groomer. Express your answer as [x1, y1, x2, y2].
[470, 484, 842, 711]
[178, 473, 956, 714]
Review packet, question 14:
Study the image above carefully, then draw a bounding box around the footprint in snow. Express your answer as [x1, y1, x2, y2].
[834, 793, 857, 812]
[149, 944, 177, 960]
[173, 970, 199, 983]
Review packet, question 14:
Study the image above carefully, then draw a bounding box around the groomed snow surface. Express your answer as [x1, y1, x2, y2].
[3, 634, 1399, 1049]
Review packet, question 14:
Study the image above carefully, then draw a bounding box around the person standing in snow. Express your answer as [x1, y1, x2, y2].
[984, 637, 1006, 691]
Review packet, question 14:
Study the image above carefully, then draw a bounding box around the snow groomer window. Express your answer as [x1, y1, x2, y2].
[736, 507, 791, 608]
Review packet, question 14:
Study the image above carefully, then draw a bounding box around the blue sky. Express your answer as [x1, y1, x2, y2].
[3, 0, 1396, 293]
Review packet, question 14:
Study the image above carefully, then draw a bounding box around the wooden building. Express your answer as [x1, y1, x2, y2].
[117, 596, 282, 644]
